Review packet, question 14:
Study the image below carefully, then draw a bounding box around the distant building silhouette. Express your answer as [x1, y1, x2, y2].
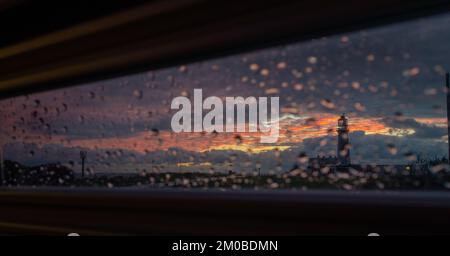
[337, 114, 351, 165]
[308, 155, 337, 168]
[3, 160, 74, 186]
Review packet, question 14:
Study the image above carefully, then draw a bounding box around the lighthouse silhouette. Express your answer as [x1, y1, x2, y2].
[337, 114, 351, 166]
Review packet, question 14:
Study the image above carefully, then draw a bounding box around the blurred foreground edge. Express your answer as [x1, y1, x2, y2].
[0, 189, 449, 235]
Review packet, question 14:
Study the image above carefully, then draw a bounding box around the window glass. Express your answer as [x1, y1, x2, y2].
[1, 13, 450, 190]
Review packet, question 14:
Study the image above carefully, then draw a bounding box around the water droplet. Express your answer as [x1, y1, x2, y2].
[211, 64, 220, 71]
[265, 88, 279, 95]
[234, 135, 242, 144]
[178, 65, 188, 73]
[424, 88, 437, 96]
[351, 81, 360, 89]
[34, 99, 41, 107]
[133, 89, 143, 99]
[404, 152, 416, 161]
[307, 56, 317, 64]
[293, 83, 303, 91]
[403, 67, 420, 77]
[386, 143, 397, 155]
[298, 152, 308, 164]
[368, 84, 378, 93]
[249, 63, 259, 71]
[320, 99, 335, 109]
[260, 68, 270, 76]
[276, 62, 287, 69]
[340, 36, 349, 43]
[434, 65, 445, 75]
[151, 128, 159, 136]
[291, 69, 302, 78]
[354, 102, 366, 112]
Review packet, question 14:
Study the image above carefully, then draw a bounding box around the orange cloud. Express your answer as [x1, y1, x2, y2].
[415, 117, 447, 128]
[50, 113, 395, 154]
[4, 112, 431, 155]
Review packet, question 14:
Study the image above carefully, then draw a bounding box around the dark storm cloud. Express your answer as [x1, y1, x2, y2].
[8, 12, 450, 139]
[349, 132, 447, 163]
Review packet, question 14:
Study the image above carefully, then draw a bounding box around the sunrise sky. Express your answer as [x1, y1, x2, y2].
[1, 13, 450, 172]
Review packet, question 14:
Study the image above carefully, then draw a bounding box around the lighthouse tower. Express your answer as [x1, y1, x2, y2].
[337, 114, 351, 165]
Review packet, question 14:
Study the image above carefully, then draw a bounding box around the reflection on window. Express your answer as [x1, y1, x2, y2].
[1, 13, 450, 190]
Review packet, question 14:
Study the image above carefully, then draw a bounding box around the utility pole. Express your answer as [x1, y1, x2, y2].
[80, 151, 87, 177]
